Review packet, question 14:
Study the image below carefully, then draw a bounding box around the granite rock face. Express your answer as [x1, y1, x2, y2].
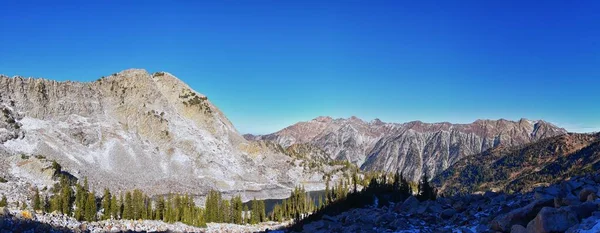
[249, 116, 566, 181]
[0, 69, 335, 199]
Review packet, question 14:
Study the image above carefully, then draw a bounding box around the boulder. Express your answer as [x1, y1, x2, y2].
[568, 180, 585, 191]
[425, 201, 444, 213]
[375, 212, 395, 226]
[587, 193, 598, 202]
[484, 191, 499, 199]
[580, 187, 597, 202]
[555, 196, 582, 207]
[510, 224, 527, 233]
[561, 181, 574, 197]
[453, 200, 467, 212]
[565, 202, 598, 220]
[543, 185, 561, 196]
[530, 207, 579, 233]
[303, 221, 326, 232]
[492, 194, 507, 205]
[441, 208, 457, 220]
[490, 198, 554, 232]
[594, 174, 600, 183]
[322, 214, 337, 222]
[395, 196, 420, 214]
[535, 192, 555, 201]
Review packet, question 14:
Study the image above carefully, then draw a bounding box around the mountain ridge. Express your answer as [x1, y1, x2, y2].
[0, 69, 343, 202]
[247, 116, 567, 181]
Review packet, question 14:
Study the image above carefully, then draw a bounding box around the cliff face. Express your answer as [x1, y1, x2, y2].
[249, 117, 567, 181]
[0, 69, 330, 199]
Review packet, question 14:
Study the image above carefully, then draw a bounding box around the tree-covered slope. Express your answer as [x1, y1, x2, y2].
[433, 133, 600, 195]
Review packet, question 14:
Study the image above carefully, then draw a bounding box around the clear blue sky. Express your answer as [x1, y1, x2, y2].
[1, 1, 599, 134]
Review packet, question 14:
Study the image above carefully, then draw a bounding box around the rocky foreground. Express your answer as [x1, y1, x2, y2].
[0, 207, 287, 233]
[299, 173, 600, 233]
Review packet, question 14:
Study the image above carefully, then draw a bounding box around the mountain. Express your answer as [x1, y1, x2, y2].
[0, 69, 338, 200]
[433, 132, 600, 195]
[248, 117, 567, 181]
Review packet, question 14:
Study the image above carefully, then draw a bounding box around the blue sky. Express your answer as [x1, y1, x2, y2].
[1, 1, 599, 134]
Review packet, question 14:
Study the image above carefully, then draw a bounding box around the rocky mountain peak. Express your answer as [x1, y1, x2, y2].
[312, 116, 333, 123]
[370, 118, 384, 125]
[0, 69, 341, 199]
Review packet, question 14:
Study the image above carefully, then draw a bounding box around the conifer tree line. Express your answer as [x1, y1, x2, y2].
[18, 169, 436, 228]
[25, 176, 277, 227]
[270, 186, 317, 223]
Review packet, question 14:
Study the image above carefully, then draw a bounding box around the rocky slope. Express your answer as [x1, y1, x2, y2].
[0, 69, 338, 201]
[434, 133, 600, 195]
[291, 173, 600, 233]
[249, 117, 567, 181]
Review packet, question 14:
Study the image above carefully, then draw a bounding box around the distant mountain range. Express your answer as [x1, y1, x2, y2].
[246, 116, 567, 181]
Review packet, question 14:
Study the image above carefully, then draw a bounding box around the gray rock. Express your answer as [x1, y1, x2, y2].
[587, 193, 598, 202]
[535, 192, 555, 201]
[396, 196, 420, 213]
[510, 224, 527, 233]
[441, 209, 457, 219]
[568, 180, 585, 191]
[425, 201, 444, 213]
[303, 221, 326, 232]
[484, 191, 499, 199]
[580, 187, 597, 202]
[556, 196, 582, 207]
[530, 207, 579, 233]
[375, 212, 395, 226]
[322, 214, 337, 222]
[543, 185, 561, 196]
[490, 198, 554, 232]
[565, 202, 598, 220]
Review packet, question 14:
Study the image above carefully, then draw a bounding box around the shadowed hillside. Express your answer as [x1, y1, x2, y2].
[433, 133, 600, 195]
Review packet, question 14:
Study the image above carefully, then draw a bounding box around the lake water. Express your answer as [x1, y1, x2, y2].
[242, 190, 326, 214]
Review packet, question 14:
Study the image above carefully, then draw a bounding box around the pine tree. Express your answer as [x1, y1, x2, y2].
[50, 195, 61, 213]
[74, 184, 85, 220]
[118, 193, 125, 220]
[1, 195, 8, 207]
[33, 187, 42, 211]
[123, 191, 132, 220]
[83, 177, 89, 192]
[61, 180, 73, 216]
[220, 199, 230, 223]
[204, 190, 221, 223]
[110, 194, 118, 219]
[132, 189, 142, 220]
[250, 198, 259, 224]
[258, 200, 266, 222]
[101, 189, 111, 220]
[85, 191, 97, 221]
[325, 176, 331, 205]
[352, 172, 359, 193]
[43, 195, 51, 212]
[155, 196, 165, 221]
[231, 195, 243, 224]
[417, 173, 436, 201]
